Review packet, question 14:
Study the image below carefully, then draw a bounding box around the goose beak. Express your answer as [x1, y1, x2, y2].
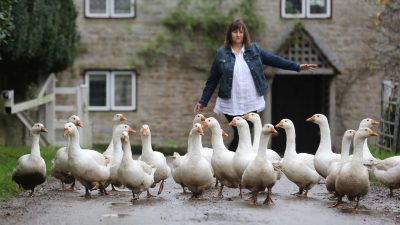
[368, 129, 378, 137]
[270, 127, 278, 133]
[128, 127, 136, 134]
[229, 119, 236, 126]
[371, 119, 379, 126]
[120, 114, 127, 122]
[306, 116, 315, 123]
[122, 135, 129, 142]
[141, 127, 148, 136]
[200, 115, 206, 122]
[201, 121, 208, 129]
[275, 121, 283, 128]
[41, 127, 48, 133]
[63, 128, 70, 136]
[242, 114, 250, 120]
[197, 126, 204, 135]
[76, 119, 83, 128]
[221, 129, 229, 137]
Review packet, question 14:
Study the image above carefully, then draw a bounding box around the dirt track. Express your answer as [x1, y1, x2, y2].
[1, 172, 400, 225]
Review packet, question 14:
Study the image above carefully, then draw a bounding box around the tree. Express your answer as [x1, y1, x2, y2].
[0, 0, 15, 48]
[0, 0, 79, 97]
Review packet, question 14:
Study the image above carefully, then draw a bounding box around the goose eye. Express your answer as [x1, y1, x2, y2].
[317, 115, 320, 117]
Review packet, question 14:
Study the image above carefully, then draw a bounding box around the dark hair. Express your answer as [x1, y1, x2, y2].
[224, 19, 251, 49]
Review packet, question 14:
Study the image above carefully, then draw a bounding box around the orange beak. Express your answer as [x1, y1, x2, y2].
[200, 115, 206, 122]
[63, 128, 69, 136]
[270, 127, 278, 133]
[76, 119, 83, 128]
[141, 127, 148, 136]
[242, 114, 250, 120]
[368, 129, 378, 137]
[201, 121, 209, 129]
[229, 119, 237, 126]
[371, 119, 379, 126]
[306, 116, 315, 123]
[221, 129, 229, 137]
[120, 114, 127, 122]
[196, 126, 204, 135]
[275, 121, 284, 128]
[128, 127, 136, 134]
[41, 127, 48, 133]
[122, 135, 129, 142]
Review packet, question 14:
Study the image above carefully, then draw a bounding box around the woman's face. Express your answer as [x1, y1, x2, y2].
[231, 28, 244, 45]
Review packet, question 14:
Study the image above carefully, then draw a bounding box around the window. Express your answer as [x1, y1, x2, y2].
[281, 0, 331, 19]
[85, 0, 135, 18]
[85, 71, 136, 111]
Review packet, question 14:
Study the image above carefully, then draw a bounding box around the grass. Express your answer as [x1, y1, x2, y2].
[0, 146, 58, 200]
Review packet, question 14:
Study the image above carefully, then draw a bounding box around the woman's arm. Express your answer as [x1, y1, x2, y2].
[196, 55, 222, 111]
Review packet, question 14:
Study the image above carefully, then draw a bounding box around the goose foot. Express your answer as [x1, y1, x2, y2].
[191, 194, 205, 200]
[328, 193, 338, 200]
[131, 192, 139, 202]
[29, 189, 35, 197]
[157, 180, 165, 195]
[388, 189, 394, 197]
[147, 190, 156, 198]
[239, 184, 243, 198]
[83, 188, 92, 199]
[329, 196, 342, 208]
[249, 192, 259, 205]
[263, 188, 274, 205]
[214, 179, 219, 189]
[213, 184, 224, 198]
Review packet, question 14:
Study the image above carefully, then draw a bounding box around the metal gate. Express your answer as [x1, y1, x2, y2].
[376, 80, 400, 152]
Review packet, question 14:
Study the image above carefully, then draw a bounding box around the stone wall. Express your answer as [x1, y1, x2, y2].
[54, 0, 383, 149]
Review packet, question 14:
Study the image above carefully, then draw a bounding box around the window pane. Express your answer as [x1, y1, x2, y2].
[114, 0, 132, 14]
[285, 0, 302, 14]
[89, 75, 107, 106]
[89, 0, 107, 14]
[114, 75, 132, 106]
[309, 0, 327, 14]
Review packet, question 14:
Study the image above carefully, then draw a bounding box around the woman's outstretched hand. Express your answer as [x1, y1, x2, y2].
[300, 64, 318, 72]
[194, 103, 204, 113]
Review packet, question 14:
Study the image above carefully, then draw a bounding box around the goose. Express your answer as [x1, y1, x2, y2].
[306, 114, 341, 178]
[241, 124, 279, 205]
[108, 124, 136, 191]
[192, 114, 213, 163]
[118, 131, 156, 201]
[230, 116, 256, 197]
[64, 122, 111, 198]
[103, 114, 127, 157]
[12, 123, 48, 197]
[170, 152, 188, 194]
[370, 162, 400, 197]
[139, 124, 171, 196]
[325, 130, 355, 195]
[51, 115, 83, 191]
[275, 119, 320, 197]
[358, 118, 379, 165]
[242, 113, 281, 163]
[201, 117, 240, 198]
[332, 128, 377, 209]
[180, 123, 214, 199]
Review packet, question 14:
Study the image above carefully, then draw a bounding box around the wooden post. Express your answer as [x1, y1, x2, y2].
[45, 75, 55, 146]
[80, 84, 92, 148]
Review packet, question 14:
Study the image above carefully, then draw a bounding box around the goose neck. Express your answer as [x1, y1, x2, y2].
[122, 141, 133, 163]
[190, 133, 203, 155]
[317, 123, 332, 152]
[284, 127, 297, 158]
[141, 135, 153, 155]
[257, 134, 270, 158]
[237, 125, 252, 152]
[340, 138, 351, 161]
[30, 133, 41, 158]
[252, 119, 262, 152]
[210, 126, 226, 150]
[352, 137, 365, 165]
[68, 130, 81, 154]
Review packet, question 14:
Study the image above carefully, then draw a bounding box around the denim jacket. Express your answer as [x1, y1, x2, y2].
[199, 43, 300, 107]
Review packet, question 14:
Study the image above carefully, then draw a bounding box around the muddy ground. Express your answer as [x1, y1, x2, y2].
[1, 171, 400, 225]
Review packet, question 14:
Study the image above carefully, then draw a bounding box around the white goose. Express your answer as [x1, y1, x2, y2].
[202, 117, 240, 198]
[65, 122, 111, 198]
[180, 123, 214, 199]
[306, 114, 341, 178]
[12, 123, 48, 197]
[170, 152, 188, 194]
[230, 116, 256, 197]
[332, 128, 377, 209]
[103, 114, 127, 157]
[358, 118, 379, 165]
[325, 129, 355, 195]
[139, 124, 171, 196]
[108, 124, 136, 191]
[370, 162, 400, 197]
[276, 119, 320, 197]
[118, 131, 156, 201]
[241, 124, 279, 205]
[242, 113, 281, 162]
[193, 114, 213, 163]
[51, 115, 83, 191]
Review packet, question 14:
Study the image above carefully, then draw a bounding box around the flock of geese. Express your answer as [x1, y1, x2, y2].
[11, 113, 400, 209]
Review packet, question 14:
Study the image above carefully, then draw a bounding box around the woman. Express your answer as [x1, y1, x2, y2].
[194, 19, 316, 151]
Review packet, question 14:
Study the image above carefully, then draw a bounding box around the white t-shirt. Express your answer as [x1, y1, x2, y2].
[214, 47, 265, 116]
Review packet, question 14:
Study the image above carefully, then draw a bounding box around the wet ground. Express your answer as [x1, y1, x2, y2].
[1, 172, 400, 225]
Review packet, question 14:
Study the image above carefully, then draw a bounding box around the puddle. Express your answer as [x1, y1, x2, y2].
[102, 213, 130, 218]
[110, 202, 131, 208]
[340, 208, 400, 217]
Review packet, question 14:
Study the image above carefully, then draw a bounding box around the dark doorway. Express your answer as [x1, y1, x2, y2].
[271, 75, 332, 155]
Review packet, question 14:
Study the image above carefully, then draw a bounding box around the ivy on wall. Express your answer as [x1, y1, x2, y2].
[135, 0, 264, 72]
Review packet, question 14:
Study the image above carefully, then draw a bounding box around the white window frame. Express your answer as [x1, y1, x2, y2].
[85, 0, 135, 18]
[306, 0, 331, 18]
[281, 0, 306, 19]
[86, 70, 136, 111]
[281, 0, 331, 19]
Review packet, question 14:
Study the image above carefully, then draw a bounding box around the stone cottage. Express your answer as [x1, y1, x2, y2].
[3, 0, 386, 154]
